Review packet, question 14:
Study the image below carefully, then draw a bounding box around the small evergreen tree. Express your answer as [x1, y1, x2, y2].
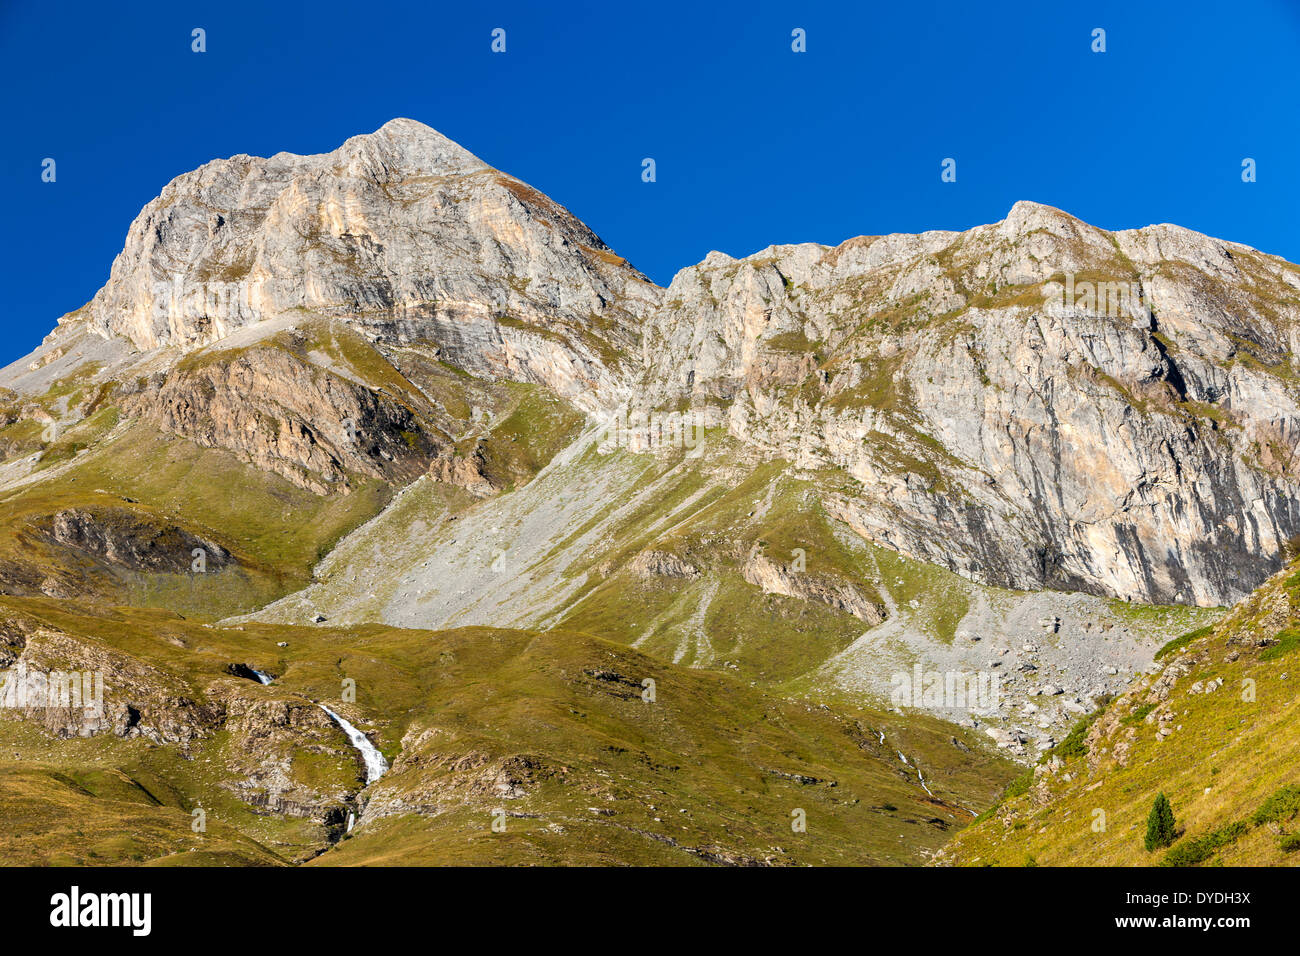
[1145, 792, 1176, 851]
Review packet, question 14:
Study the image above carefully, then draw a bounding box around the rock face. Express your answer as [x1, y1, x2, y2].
[634, 202, 1300, 606]
[0, 624, 219, 741]
[429, 446, 498, 498]
[742, 547, 885, 624]
[40, 507, 231, 573]
[209, 686, 360, 820]
[123, 335, 441, 493]
[629, 549, 701, 580]
[16, 122, 1300, 607]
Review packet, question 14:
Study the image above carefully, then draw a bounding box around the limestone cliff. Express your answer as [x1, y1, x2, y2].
[633, 202, 1300, 606]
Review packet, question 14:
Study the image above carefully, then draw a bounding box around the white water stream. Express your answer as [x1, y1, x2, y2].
[895, 750, 935, 798]
[317, 705, 389, 785]
[247, 669, 388, 830]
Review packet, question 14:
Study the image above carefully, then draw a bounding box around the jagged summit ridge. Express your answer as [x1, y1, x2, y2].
[13, 122, 1300, 608]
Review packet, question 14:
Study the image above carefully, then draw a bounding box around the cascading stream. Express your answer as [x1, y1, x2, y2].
[247, 670, 388, 831]
[318, 704, 389, 785]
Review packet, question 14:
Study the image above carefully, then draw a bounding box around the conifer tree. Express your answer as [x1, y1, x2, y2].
[1145, 792, 1176, 851]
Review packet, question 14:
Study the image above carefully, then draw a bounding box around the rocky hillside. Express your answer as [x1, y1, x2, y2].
[0, 595, 1013, 866]
[245, 426, 1219, 760]
[938, 556, 1300, 866]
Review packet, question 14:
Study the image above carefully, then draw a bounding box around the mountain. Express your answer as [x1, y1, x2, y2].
[78, 118, 656, 405]
[0, 119, 1297, 865]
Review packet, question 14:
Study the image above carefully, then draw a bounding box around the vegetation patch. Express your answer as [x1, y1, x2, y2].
[1155, 624, 1215, 661]
[1259, 625, 1300, 662]
[1049, 702, 1109, 760]
[1161, 819, 1246, 866]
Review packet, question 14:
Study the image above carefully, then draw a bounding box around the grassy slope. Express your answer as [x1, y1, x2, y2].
[939, 561, 1300, 866]
[555, 457, 985, 688]
[0, 596, 1015, 866]
[301, 625, 1014, 866]
[0, 761, 287, 867]
[0, 596, 378, 864]
[0, 319, 585, 622]
[553, 460, 870, 681]
[0, 423, 394, 620]
[452, 380, 587, 492]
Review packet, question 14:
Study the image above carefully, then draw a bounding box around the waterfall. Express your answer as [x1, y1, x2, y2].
[318, 704, 389, 785]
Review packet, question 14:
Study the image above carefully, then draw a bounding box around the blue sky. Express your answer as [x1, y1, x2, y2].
[2, 0, 1298, 358]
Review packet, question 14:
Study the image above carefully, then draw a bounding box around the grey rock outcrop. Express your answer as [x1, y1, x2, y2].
[122, 336, 441, 493]
[742, 547, 885, 624]
[629, 549, 701, 580]
[40, 507, 231, 573]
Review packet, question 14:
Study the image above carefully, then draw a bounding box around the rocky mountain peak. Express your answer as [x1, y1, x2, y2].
[70, 120, 656, 416]
[632, 198, 1300, 608]
[997, 199, 1094, 242]
[331, 117, 490, 179]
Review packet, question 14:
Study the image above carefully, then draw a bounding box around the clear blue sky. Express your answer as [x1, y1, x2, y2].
[3, 0, 1297, 359]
